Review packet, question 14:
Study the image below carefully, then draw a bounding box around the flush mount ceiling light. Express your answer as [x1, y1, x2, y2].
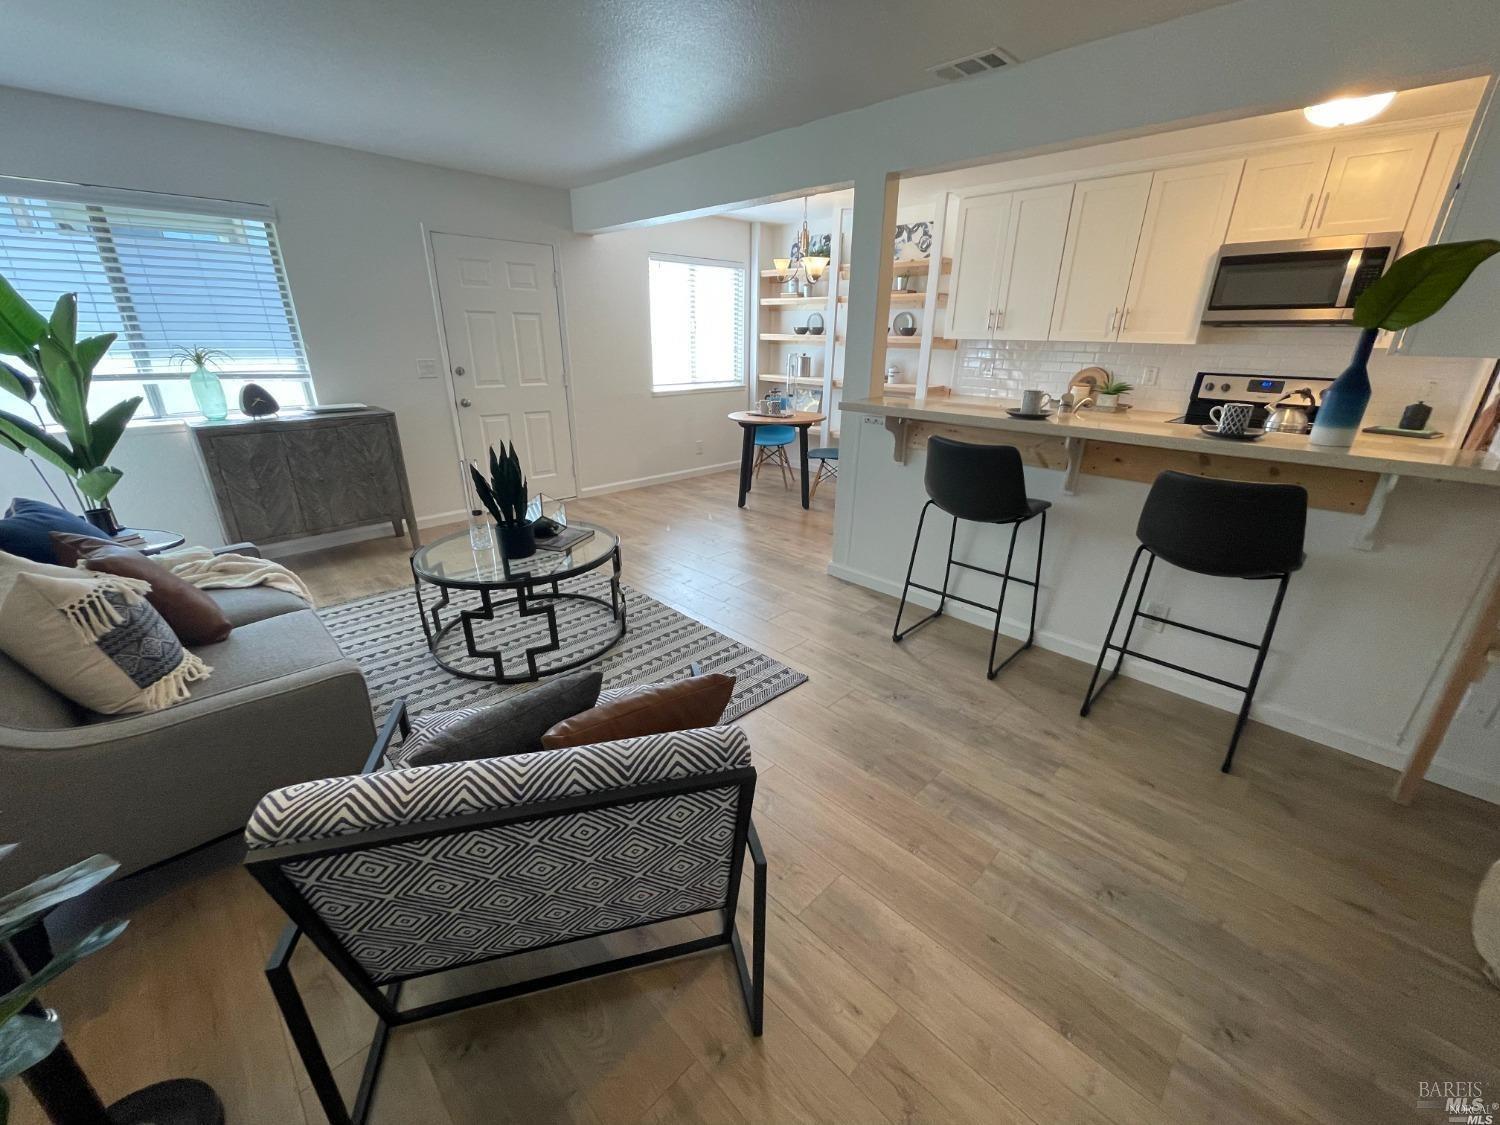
[1303, 91, 1396, 127]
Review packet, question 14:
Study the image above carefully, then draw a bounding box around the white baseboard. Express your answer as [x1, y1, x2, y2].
[261, 508, 469, 559]
[825, 561, 1499, 804]
[578, 460, 738, 498]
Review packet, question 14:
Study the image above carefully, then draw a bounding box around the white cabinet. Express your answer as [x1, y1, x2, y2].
[947, 192, 1012, 340]
[1313, 130, 1435, 236]
[1226, 130, 1435, 243]
[1225, 145, 1332, 241]
[1049, 172, 1152, 342]
[1402, 124, 1468, 251]
[992, 184, 1073, 341]
[1120, 159, 1243, 344]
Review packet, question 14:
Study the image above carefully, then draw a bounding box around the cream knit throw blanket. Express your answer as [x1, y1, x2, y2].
[157, 547, 314, 603]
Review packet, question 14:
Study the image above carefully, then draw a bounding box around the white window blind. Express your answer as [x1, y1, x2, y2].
[648, 254, 746, 390]
[0, 190, 309, 384]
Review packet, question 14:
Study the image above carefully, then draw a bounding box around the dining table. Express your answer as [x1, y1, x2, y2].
[727, 410, 827, 510]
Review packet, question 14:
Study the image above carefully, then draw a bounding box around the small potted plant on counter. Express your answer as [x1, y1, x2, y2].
[1093, 378, 1134, 412]
[470, 442, 535, 559]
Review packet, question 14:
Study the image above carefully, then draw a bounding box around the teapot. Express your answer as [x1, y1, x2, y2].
[1264, 388, 1317, 435]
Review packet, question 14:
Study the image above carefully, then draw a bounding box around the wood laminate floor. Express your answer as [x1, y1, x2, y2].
[13, 470, 1500, 1125]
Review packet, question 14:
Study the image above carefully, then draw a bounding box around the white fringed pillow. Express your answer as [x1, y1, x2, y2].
[0, 552, 212, 715]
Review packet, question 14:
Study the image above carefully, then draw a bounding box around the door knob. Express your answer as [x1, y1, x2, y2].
[454, 366, 465, 376]
[459, 398, 472, 408]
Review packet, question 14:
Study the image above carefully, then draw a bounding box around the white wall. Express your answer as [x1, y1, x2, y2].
[0, 84, 748, 548]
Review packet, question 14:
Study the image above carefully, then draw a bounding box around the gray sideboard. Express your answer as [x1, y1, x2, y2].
[191, 408, 420, 549]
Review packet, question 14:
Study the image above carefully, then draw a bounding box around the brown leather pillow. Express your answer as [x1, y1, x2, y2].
[541, 673, 736, 749]
[49, 532, 233, 646]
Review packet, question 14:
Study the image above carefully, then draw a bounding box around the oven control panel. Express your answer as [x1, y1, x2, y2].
[1192, 372, 1331, 404]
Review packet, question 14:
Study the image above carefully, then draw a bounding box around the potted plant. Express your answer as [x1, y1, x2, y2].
[170, 346, 230, 422]
[1094, 378, 1134, 412]
[0, 277, 142, 534]
[0, 846, 222, 1124]
[1308, 238, 1500, 447]
[470, 442, 535, 559]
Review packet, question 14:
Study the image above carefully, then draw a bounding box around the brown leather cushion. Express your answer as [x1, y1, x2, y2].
[541, 673, 736, 749]
[49, 532, 233, 646]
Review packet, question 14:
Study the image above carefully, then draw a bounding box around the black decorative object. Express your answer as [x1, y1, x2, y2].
[83, 505, 122, 536]
[1399, 400, 1434, 430]
[497, 521, 536, 559]
[469, 441, 535, 559]
[239, 383, 280, 418]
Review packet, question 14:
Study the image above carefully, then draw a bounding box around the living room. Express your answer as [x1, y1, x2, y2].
[3, 0, 1500, 1123]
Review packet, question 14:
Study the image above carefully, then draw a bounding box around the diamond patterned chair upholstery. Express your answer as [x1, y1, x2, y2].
[246, 703, 764, 1125]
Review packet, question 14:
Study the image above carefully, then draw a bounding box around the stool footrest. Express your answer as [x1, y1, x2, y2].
[1101, 644, 1249, 693]
[1135, 612, 1260, 650]
[949, 559, 1037, 587]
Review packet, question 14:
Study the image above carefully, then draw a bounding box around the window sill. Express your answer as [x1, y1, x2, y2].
[651, 383, 747, 398]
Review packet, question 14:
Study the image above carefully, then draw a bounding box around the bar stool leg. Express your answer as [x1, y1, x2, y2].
[1080, 545, 1148, 717]
[1221, 572, 1292, 773]
[1026, 510, 1047, 647]
[986, 521, 1023, 680]
[1108, 551, 1156, 688]
[892, 501, 936, 641]
[938, 516, 957, 617]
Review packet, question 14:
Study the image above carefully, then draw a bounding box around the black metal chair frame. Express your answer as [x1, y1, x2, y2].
[1078, 544, 1293, 773]
[248, 703, 766, 1125]
[892, 499, 1047, 680]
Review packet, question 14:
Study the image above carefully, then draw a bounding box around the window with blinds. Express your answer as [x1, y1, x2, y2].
[647, 254, 746, 391]
[0, 182, 312, 421]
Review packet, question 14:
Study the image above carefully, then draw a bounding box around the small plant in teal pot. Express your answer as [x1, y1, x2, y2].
[1309, 239, 1500, 448]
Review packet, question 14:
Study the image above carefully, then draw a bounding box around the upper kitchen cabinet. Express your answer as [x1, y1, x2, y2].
[1225, 145, 1333, 241]
[1225, 130, 1435, 243]
[1119, 158, 1244, 344]
[1313, 130, 1435, 236]
[947, 191, 1012, 340]
[1049, 172, 1152, 342]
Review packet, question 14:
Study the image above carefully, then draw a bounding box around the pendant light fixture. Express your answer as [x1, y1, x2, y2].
[1303, 91, 1396, 128]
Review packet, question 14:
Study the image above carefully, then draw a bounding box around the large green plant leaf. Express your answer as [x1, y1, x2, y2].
[0, 921, 127, 1026]
[34, 338, 90, 456]
[0, 411, 79, 477]
[0, 362, 34, 403]
[75, 467, 123, 503]
[0, 855, 119, 943]
[71, 333, 116, 381]
[0, 276, 47, 358]
[86, 396, 142, 466]
[1353, 239, 1500, 330]
[0, 1015, 62, 1084]
[48, 294, 76, 350]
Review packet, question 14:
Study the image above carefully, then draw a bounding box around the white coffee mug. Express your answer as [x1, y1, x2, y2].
[1019, 389, 1054, 415]
[1210, 402, 1254, 435]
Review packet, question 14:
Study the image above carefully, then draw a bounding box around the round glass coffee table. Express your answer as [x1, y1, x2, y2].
[409, 523, 624, 683]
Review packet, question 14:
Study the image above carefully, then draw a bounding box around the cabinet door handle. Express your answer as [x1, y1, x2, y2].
[1106, 308, 1116, 335]
[994, 310, 1005, 330]
[987, 309, 994, 331]
[1120, 307, 1130, 332]
[1315, 191, 1331, 229]
[1299, 193, 1314, 229]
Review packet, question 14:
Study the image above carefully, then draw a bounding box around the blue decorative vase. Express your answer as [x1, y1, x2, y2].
[189, 363, 229, 421]
[1309, 327, 1376, 448]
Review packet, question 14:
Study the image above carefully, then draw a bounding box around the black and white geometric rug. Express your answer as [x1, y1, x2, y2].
[316, 574, 807, 722]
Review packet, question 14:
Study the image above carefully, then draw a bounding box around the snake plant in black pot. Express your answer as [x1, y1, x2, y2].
[470, 442, 535, 558]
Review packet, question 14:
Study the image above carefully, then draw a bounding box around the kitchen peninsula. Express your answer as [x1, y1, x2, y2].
[831, 391, 1500, 800]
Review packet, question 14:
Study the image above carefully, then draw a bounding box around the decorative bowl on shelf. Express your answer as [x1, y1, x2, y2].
[807, 312, 825, 335]
[793, 325, 809, 335]
[892, 311, 918, 337]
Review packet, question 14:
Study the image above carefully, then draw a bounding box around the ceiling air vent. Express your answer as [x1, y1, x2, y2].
[928, 47, 1018, 83]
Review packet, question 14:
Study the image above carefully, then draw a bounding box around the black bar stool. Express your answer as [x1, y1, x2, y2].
[892, 437, 1049, 679]
[1079, 470, 1307, 772]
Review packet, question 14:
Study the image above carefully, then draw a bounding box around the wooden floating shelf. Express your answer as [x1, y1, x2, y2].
[759, 295, 828, 307]
[760, 332, 830, 343]
[756, 374, 841, 388]
[837, 292, 946, 306]
[835, 334, 957, 349]
[882, 384, 953, 398]
[840, 258, 951, 278]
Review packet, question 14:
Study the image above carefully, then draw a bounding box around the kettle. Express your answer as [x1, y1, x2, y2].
[1263, 388, 1316, 435]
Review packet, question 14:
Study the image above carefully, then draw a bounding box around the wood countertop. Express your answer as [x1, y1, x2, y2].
[841, 394, 1500, 489]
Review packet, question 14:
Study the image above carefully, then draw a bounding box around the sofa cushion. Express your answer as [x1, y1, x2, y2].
[0, 650, 84, 730]
[401, 671, 604, 767]
[542, 673, 735, 749]
[0, 499, 103, 564]
[51, 533, 233, 646]
[209, 586, 311, 628]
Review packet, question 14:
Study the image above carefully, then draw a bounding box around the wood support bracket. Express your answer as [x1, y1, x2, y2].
[1350, 474, 1400, 552]
[1063, 438, 1084, 495]
[884, 415, 910, 463]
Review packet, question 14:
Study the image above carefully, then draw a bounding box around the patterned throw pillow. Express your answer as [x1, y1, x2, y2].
[0, 556, 212, 715]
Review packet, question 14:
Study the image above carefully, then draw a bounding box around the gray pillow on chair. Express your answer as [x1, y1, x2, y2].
[400, 671, 604, 767]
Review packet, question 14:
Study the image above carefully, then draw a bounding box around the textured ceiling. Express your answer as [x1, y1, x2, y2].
[5, 0, 1236, 188]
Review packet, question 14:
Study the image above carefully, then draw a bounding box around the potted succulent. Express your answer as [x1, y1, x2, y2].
[1310, 238, 1500, 447]
[170, 346, 230, 422]
[470, 442, 535, 559]
[0, 277, 141, 535]
[0, 847, 222, 1124]
[1094, 378, 1134, 412]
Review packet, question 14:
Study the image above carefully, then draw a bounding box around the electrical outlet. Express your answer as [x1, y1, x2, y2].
[1141, 366, 1161, 387]
[695, 440, 704, 456]
[416, 359, 440, 380]
[1141, 601, 1169, 632]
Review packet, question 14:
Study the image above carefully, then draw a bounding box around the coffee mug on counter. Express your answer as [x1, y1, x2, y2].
[1209, 402, 1254, 435]
[1019, 389, 1055, 415]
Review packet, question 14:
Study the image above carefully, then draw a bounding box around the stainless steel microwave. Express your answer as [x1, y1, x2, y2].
[1200, 232, 1401, 326]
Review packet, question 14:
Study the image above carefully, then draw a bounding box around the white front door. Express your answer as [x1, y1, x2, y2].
[431, 233, 578, 500]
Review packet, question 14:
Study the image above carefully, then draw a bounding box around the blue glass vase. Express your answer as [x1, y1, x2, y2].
[1309, 327, 1376, 448]
[189, 363, 229, 421]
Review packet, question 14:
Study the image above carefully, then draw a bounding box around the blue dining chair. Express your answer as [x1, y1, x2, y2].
[753, 425, 797, 490]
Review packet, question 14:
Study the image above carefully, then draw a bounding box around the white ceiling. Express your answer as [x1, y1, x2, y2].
[6, 0, 1236, 189]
